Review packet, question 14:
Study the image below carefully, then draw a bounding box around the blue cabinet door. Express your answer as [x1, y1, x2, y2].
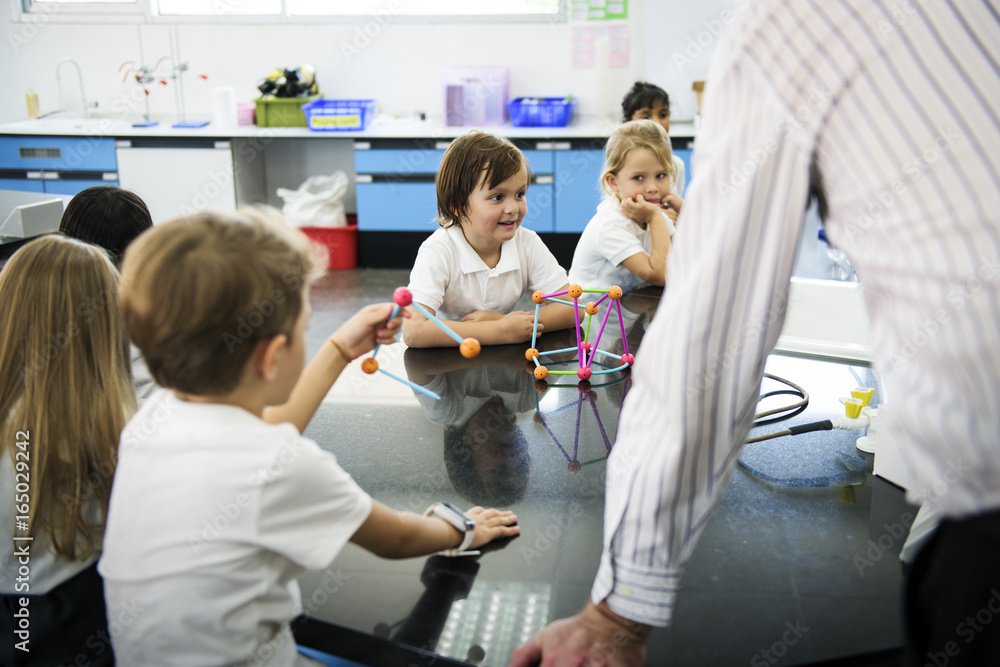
[523, 183, 553, 233]
[674, 148, 692, 196]
[43, 179, 118, 196]
[553, 150, 605, 232]
[0, 136, 117, 171]
[355, 182, 439, 232]
[0, 178, 44, 193]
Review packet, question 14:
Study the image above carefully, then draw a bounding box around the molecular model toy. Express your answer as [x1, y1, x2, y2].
[525, 284, 635, 382]
[360, 287, 480, 401]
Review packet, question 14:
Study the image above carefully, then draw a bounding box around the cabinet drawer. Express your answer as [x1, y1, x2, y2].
[44, 179, 119, 196]
[554, 150, 605, 233]
[0, 178, 44, 193]
[354, 148, 553, 176]
[354, 149, 445, 175]
[356, 182, 439, 231]
[0, 136, 117, 171]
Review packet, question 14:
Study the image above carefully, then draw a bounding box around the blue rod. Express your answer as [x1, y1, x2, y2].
[410, 301, 465, 345]
[379, 368, 441, 400]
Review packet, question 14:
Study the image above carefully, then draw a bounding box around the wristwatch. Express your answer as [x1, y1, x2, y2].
[424, 502, 478, 556]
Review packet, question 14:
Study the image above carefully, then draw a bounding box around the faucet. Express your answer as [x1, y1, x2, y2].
[56, 58, 90, 118]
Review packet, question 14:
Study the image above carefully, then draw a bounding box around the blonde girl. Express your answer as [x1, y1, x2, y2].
[569, 119, 684, 291]
[0, 235, 135, 667]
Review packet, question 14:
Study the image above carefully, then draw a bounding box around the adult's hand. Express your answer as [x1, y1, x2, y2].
[509, 601, 649, 667]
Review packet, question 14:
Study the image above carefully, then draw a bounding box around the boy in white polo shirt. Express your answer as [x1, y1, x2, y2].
[403, 132, 578, 348]
[99, 208, 519, 667]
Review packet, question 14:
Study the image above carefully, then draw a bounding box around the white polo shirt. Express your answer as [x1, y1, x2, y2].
[408, 225, 568, 321]
[99, 389, 372, 667]
[569, 197, 676, 293]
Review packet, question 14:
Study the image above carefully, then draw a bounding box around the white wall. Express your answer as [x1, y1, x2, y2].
[1, 0, 734, 126]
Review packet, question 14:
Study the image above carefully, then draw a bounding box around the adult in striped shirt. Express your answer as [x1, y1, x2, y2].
[510, 1, 1000, 666]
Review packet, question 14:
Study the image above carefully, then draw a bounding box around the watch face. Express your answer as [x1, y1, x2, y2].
[441, 502, 475, 530]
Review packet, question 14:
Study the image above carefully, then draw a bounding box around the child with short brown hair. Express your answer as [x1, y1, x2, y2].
[404, 131, 578, 348]
[100, 207, 519, 667]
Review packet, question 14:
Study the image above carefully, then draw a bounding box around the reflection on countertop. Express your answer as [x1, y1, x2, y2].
[295, 271, 910, 667]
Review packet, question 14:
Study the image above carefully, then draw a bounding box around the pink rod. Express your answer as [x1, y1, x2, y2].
[573, 394, 582, 461]
[573, 296, 583, 363]
[594, 293, 610, 307]
[616, 300, 630, 356]
[542, 289, 570, 300]
[587, 301, 615, 368]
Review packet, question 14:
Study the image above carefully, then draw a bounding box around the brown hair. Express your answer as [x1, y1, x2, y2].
[0, 235, 135, 560]
[435, 132, 530, 227]
[600, 119, 678, 198]
[119, 207, 322, 396]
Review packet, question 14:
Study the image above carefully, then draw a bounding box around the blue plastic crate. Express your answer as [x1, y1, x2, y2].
[507, 97, 575, 127]
[301, 99, 376, 131]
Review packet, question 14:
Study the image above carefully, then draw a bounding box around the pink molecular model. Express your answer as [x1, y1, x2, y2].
[525, 284, 634, 382]
[359, 287, 480, 401]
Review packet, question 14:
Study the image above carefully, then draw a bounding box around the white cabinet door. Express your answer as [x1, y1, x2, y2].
[115, 142, 236, 224]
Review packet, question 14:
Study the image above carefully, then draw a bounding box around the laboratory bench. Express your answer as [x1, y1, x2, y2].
[0, 116, 696, 268]
[287, 267, 909, 667]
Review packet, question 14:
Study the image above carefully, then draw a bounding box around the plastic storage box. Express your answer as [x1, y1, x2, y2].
[254, 94, 321, 127]
[301, 99, 376, 131]
[442, 67, 509, 126]
[507, 97, 575, 128]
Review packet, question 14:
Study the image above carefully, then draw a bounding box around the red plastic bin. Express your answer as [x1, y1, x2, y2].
[300, 223, 358, 270]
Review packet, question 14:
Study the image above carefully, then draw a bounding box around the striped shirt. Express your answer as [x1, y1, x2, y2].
[592, 0, 1000, 627]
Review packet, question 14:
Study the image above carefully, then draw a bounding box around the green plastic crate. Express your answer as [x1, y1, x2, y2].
[254, 94, 321, 127]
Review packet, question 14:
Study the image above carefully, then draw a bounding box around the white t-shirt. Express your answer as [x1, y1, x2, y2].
[99, 390, 372, 667]
[407, 225, 568, 321]
[0, 454, 100, 595]
[568, 198, 676, 293]
[672, 154, 687, 195]
[416, 366, 537, 427]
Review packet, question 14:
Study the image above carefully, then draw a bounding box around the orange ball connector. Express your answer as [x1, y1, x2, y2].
[585, 302, 599, 316]
[568, 284, 583, 298]
[532, 290, 545, 304]
[534, 365, 549, 380]
[525, 347, 539, 361]
[608, 286, 623, 299]
[361, 358, 379, 374]
[459, 338, 481, 358]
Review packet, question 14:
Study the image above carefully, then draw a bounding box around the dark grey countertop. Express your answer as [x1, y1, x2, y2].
[295, 264, 910, 667]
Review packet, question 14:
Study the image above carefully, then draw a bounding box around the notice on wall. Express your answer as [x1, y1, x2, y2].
[571, 0, 628, 21]
[571, 25, 630, 69]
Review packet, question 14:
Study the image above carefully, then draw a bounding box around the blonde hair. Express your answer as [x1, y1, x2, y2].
[0, 235, 135, 560]
[119, 207, 322, 396]
[436, 132, 530, 228]
[600, 119, 678, 198]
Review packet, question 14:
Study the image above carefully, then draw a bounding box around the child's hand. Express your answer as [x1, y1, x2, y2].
[663, 193, 684, 224]
[330, 303, 407, 360]
[465, 506, 520, 550]
[461, 310, 505, 323]
[620, 195, 661, 226]
[500, 311, 538, 342]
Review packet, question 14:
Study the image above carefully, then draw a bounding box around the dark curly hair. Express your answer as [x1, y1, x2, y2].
[621, 81, 670, 121]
